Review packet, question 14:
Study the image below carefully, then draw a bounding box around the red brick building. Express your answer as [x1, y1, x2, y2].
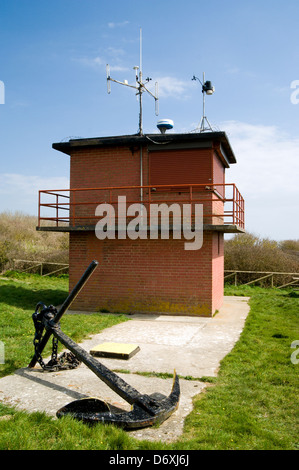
[37, 131, 244, 316]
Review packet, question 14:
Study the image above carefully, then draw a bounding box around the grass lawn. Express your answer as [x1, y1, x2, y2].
[0, 273, 298, 450]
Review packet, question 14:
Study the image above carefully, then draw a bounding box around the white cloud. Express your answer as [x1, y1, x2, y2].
[220, 121, 299, 239]
[222, 121, 299, 195]
[107, 47, 125, 57]
[0, 174, 69, 215]
[108, 21, 129, 29]
[225, 66, 240, 75]
[0, 174, 69, 195]
[73, 56, 105, 68]
[73, 52, 129, 73]
[151, 76, 191, 99]
[109, 64, 130, 73]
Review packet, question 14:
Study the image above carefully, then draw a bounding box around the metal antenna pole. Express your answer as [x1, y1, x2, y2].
[201, 72, 205, 132]
[192, 72, 214, 132]
[138, 28, 143, 135]
[106, 28, 158, 136]
[139, 73, 143, 135]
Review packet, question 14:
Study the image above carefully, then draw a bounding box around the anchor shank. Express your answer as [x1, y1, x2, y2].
[51, 326, 155, 413]
[53, 260, 99, 325]
[29, 260, 99, 368]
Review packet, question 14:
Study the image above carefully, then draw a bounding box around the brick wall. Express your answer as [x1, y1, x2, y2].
[67, 143, 225, 316]
[212, 232, 224, 313]
[69, 230, 224, 316]
[70, 146, 145, 188]
[69, 146, 224, 227]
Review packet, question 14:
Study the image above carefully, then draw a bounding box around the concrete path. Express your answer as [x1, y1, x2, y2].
[0, 296, 250, 442]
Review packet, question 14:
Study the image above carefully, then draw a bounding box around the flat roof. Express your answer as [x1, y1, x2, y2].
[52, 131, 237, 164]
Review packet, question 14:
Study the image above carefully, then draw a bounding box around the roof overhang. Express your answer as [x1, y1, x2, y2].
[52, 132, 237, 165]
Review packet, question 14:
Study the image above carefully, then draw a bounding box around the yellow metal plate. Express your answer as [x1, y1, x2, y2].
[90, 342, 140, 360]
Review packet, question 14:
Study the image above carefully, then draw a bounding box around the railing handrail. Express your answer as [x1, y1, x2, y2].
[225, 269, 299, 275]
[38, 183, 245, 229]
[224, 269, 299, 288]
[40, 182, 237, 193]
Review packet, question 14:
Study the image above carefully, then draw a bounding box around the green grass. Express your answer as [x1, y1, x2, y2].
[0, 271, 128, 377]
[0, 274, 298, 450]
[177, 286, 299, 450]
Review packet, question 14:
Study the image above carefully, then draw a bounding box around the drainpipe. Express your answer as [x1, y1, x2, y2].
[140, 144, 143, 203]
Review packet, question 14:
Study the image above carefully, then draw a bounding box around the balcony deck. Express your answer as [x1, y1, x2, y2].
[36, 183, 245, 233]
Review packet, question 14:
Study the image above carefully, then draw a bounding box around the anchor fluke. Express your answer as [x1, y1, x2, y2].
[56, 371, 180, 429]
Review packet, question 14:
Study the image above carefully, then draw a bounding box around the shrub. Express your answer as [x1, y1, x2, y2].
[224, 232, 299, 286]
[0, 211, 69, 272]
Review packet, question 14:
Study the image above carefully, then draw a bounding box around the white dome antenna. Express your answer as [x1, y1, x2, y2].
[157, 119, 174, 134]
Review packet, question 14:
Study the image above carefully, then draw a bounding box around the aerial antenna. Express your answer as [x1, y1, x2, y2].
[106, 28, 159, 135]
[192, 72, 215, 132]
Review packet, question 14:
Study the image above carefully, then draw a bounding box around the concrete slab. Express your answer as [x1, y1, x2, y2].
[79, 296, 250, 378]
[90, 342, 140, 360]
[0, 296, 250, 442]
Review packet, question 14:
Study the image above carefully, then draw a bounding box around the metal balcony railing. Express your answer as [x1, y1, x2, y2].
[37, 183, 245, 230]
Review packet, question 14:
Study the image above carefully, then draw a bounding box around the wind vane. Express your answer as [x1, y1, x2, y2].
[106, 28, 159, 135]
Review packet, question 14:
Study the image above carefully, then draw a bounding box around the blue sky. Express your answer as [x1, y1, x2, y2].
[0, 0, 298, 240]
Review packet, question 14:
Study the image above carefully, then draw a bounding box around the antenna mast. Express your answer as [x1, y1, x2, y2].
[192, 72, 215, 132]
[106, 28, 159, 135]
